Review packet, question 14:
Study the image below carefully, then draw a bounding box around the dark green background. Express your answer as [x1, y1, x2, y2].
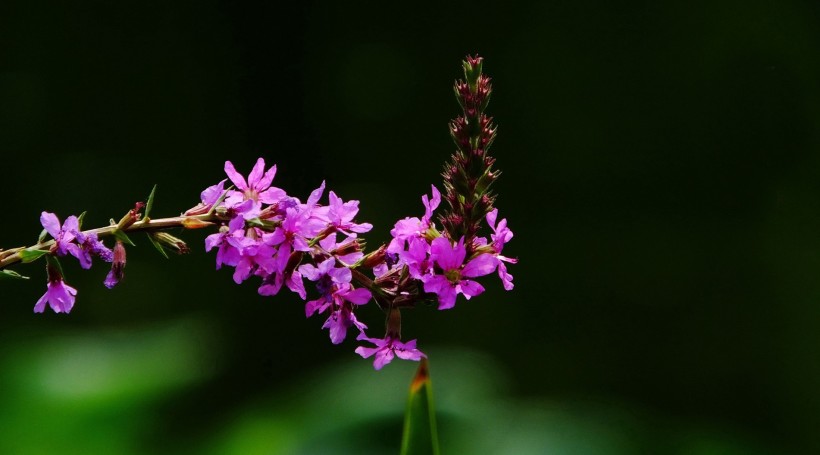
[2, 1, 820, 453]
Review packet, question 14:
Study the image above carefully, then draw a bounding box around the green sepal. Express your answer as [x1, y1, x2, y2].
[37, 229, 48, 244]
[146, 233, 169, 259]
[246, 217, 276, 229]
[207, 185, 235, 215]
[113, 230, 135, 246]
[46, 254, 65, 278]
[0, 269, 29, 280]
[144, 184, 158, 220]
[400, 358, 440, 455]
[20, 248, 49, 263]
[77, 211, 87, 230]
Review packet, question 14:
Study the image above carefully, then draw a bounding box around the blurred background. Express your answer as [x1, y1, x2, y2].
[2, 1, 820, 453]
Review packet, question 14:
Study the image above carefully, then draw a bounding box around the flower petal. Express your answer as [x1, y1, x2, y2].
[224, 161, 248, 191]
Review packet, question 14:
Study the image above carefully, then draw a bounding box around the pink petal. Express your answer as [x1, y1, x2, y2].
[247, 157, 266, 188]
[224, 161, 248, 191]
[40, 212, 61, 238]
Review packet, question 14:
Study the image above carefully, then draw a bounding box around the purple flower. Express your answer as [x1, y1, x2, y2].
[322, 296, 369, 344]
[486, 209, 517, 291]
[223, 158, 287, 218]
[299, 257, 371, 343]
[355, 334, 425, 370]
[35, 263, 77, 314]
[387, 185, 441, 255]
[40, 212, 81, 259]
[226, 234, 277, 284]
[324, 191, 373, 237]
[399, 236, 432, 279]
[422, 237, 496, 310]
[74, 231, 113, 269]
[104, 241, 126, 289]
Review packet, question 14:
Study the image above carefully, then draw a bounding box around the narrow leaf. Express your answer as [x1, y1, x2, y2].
[146, 233, 169, 259]
[0, 269, 29, 280]
[145, 184, 158, 220]
[400, 358, 440, 455]
[77, 211, 87, 230]
[20, 248, 49, 263]
[113, 230, 136, 246]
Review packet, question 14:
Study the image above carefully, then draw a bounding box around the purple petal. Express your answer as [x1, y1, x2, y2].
[328, 266, 352, 284]
[257, 164, 278, 191]
[247, 157, 266, 188]
[486, 208, 498, 230]
[462, 253, 497, 278]
[33, 290, 49, 313]
[40, 212, 61, 238]
[459, 279, 485, 299]
[224, 161, 248, 191]
[62, 215, 79, 234]
[307, 181, 326, 207]
[341, 287, 372, 305]
[431, 237, 465, 272]
[201, 179, 227, 205]
[373, 348, 395, 370]
[258, 187, 287, 204]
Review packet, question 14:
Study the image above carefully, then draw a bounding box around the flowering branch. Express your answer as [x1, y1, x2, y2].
[0, 55, 517, 370]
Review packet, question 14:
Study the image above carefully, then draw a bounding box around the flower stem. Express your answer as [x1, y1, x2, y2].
[0, 213, 222, 270]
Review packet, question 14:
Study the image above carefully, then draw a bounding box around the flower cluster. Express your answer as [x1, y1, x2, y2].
[2, 55, 516, 370]
[32, 212, 114, 313]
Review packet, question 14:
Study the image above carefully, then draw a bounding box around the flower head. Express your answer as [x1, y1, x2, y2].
[355, 333, 425, 370]
[104, 240, 126, 289]
[422, 237, 496, 309]
[34, 261, 77, 314]
[40, 212, 81, 259]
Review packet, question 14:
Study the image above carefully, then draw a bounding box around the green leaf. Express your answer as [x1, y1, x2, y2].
[0, 269, 29, 280]
[77, 211, 87, 230]
[207, 185, 235, 215]
[20, 248, 49, 263]
[146, 233, 169, 259]
[144, 184, 158, 220]
[113, 230, 135, 246]
[400, 358, 440, 455]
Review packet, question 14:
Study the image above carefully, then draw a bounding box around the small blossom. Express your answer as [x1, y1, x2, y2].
[223, 158, 287, 218]
[423, 237, 496, 310]
[486, 209, 517, 290]
[74, 231, 113, 269]
[35, 262, 77, 314]
[323, 191, 373, 237]
[104, 240, 126, 289]
[387, 185, 440, 255]
[40, 212, 81, 259]
[355, 333, 425, 370]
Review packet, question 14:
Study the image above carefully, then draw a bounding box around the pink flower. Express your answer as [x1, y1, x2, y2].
[223, 158, 287, 218]
[422, 237, 496, 310]
[486, 209, 517, 291]
[40, 212, 81, 260]
[34, 263, 78, 314]
[355, 333, 425, 370]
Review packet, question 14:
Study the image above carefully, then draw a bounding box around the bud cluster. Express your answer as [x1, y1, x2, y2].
[441, 55, 500, 255]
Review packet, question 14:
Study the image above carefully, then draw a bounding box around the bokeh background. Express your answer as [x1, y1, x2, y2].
[2, 1, 820, 453]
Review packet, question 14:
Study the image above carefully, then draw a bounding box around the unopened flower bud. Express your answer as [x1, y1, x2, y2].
[117, 202, 145, 230]
[181, 217, 213, 229]
[361, 244, 386, 269]
[152, 232, 190, 254]
[104, 240, 126, 289]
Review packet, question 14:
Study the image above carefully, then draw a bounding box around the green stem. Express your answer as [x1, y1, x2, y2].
[0, 213, 221, 270]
